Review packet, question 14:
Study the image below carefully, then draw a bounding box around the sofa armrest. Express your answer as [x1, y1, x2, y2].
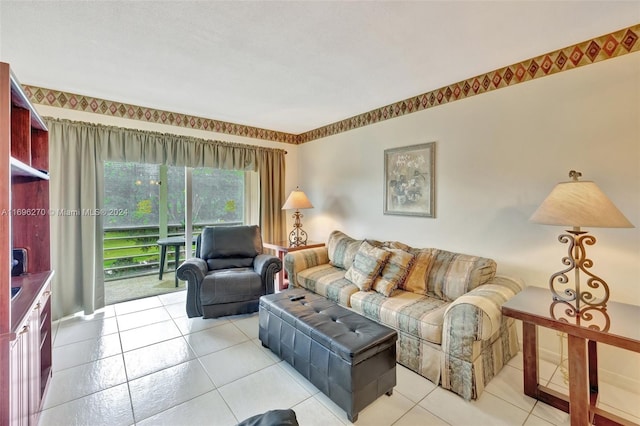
[441, 275, 524, 400]
[284, 247, 330, 288]
[443, 275, 524, 343]
[177, 258, 208, 317]
[254, 253, 282, 295]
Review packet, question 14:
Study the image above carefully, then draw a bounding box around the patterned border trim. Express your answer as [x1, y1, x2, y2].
[22, 85, 301, 144]
[23, 25, 639, 145]
[298, 24, 640, 143]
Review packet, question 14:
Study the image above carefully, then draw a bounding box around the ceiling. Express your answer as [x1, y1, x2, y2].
[1, 1, 639, 135]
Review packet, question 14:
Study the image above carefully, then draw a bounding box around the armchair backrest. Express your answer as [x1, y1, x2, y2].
[198, 225, 264, 271]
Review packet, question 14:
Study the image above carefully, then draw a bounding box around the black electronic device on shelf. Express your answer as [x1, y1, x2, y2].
[12, 248, 27, 276]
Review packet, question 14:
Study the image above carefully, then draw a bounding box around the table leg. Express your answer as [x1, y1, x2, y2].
[174, 244, 180, 287]
[588, 340, 598, 391]
[522, 322, 539, 398]
[159, 245, 167, 280]
[568, 334, 590, 425]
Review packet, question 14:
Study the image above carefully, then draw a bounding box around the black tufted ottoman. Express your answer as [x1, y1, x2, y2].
[259, 288, 397, 422]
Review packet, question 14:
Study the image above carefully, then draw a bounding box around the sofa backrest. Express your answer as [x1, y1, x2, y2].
[426, 249, 497, 301]
[326, 230, 497, 302]
[403, 248, 496, 301]
[199, 225, 263, 270]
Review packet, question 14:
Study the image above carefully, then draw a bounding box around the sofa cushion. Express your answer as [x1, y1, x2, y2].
[428, 249, 497, 301]
[350, 289, 449, 345]
[296, 263, 359, 307]
[327, 230, 363, 270]
[201, 268, 263, 305]
[373, 249, 415, 296]
[345, 241, 391, 291]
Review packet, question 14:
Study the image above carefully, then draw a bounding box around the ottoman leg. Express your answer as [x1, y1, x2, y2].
[348, 413, 358, 423]
[386, 389, 393, 396]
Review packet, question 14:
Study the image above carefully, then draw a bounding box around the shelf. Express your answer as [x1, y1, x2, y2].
[9, 70, 47, 132]
[10, 157, 50, 180]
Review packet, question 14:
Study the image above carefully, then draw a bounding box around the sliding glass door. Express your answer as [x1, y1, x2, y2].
[102, 161, 248, 303]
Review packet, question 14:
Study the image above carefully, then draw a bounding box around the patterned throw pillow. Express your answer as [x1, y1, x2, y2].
[327, 230, 363, 270]
[373, 249, 415, 296]
[402, 248, 435, 294]
[345, 241, 391, 291]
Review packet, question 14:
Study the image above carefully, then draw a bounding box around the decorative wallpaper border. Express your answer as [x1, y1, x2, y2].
[24, 24, 639, 145]
[22, 85, 301, 144]
[298, 24, 640, 143]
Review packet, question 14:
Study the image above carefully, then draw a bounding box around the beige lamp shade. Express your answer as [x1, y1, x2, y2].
[282, 188, 313, 210]
[530, 180, 634, 228]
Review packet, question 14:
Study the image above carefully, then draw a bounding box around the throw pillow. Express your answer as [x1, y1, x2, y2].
[345, 241, 391, 291]
[373, 249, 415, 296]
[402, 248, 435, 294]
[327, 230, 362, 270]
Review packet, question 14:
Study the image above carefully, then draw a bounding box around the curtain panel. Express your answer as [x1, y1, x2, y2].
[45, 118, 286, 319]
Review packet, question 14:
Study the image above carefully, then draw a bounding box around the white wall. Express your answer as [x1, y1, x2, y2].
[297, 53, 640, 386]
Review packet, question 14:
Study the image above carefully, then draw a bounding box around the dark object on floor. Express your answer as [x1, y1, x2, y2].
[177, 225, 282, 318]
[259, 288, 397, 422]
[236, 409, 299, 426]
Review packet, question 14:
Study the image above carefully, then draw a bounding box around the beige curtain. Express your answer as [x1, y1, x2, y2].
[46, 118, 286, 319]
[257, 148, 287, 244]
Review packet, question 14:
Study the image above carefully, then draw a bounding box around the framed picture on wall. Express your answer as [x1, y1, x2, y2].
[384, 142, 436, 217]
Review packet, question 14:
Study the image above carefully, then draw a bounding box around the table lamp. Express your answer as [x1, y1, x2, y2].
[530, 170, 634, 312]
[282, 187, 314, 247]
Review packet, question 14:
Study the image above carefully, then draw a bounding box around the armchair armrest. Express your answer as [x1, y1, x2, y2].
[443, 275, 524, 349]
[283, 247, 329, 288]
[177, 258, 208, 318]
[253, 254, 282, 295]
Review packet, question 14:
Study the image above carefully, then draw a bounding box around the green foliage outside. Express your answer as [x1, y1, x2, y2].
[103, 162, 244, 227]
[103, 162, 246, 280]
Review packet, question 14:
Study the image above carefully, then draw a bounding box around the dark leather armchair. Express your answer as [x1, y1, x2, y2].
[176, 225, 282, 318]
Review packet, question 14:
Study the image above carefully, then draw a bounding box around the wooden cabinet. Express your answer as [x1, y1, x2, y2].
[10, 278, 51, 426]
[0, 62, 53, 425]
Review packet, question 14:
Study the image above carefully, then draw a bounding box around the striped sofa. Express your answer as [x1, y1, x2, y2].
[284, 230, 524, 401]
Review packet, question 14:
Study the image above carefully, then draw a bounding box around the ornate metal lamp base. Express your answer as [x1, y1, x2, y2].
[288, 210, 308, 247]
[549, 229, 610, 312]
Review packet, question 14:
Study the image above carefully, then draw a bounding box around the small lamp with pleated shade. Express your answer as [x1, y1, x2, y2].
[282, 187, 314, 247]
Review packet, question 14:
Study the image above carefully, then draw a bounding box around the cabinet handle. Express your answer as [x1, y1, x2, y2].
[19, 325, 29, 335]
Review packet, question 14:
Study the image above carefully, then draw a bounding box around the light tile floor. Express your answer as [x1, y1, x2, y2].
[39, 291, 640, 426]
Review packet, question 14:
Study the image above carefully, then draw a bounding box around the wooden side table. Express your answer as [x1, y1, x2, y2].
[263, 241, 325, 291]
[502, 286, 640, 426]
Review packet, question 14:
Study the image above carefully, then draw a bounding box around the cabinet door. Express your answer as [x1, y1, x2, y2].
[10, 327, 29, 426]
[27, 307, 41, 426]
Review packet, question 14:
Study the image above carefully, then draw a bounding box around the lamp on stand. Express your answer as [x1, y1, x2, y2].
[282, 187, 314, 247]
[530, 170, 634, 313]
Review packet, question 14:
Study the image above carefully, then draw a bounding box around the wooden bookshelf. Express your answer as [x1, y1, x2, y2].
[0, 62, 53, 426]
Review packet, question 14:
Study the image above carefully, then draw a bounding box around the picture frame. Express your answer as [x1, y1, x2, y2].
[384, 142, 436, 217]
